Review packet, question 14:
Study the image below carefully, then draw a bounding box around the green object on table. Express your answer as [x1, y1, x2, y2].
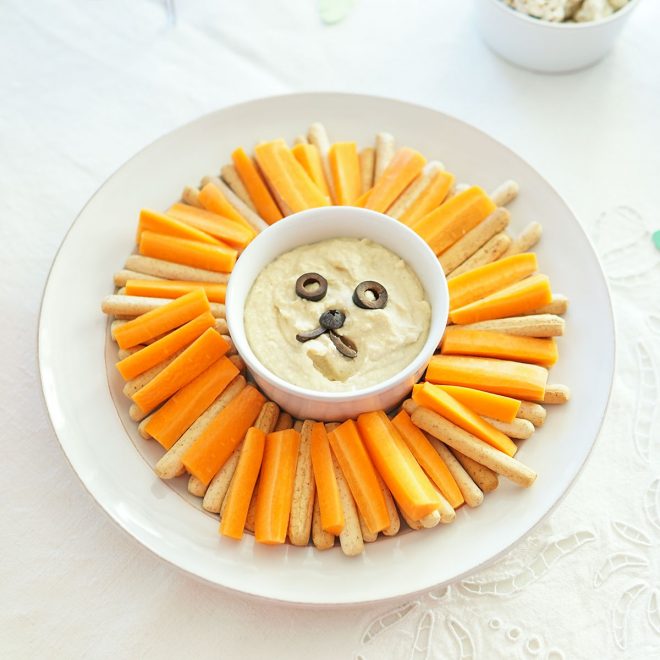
[320, 0, 355, 24]
[653, 230, 660, 250]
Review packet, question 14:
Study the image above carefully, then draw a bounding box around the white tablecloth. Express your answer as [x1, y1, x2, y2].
[2, 1, 659, 657]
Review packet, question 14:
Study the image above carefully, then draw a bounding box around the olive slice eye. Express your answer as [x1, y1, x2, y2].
[352, 281, 388, 309]
[295, 272, 328, 301]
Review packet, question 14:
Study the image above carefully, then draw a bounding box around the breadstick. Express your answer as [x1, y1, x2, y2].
[293, 134, 308, 146]
[312, 497, 335, 550]
[399, 506, 422, 530]
[426, 435, 483, 508]
[181, 185, 203, 208]
[420, 510, 441, 528]
[412, 407, 537, 488]
[447, 233, 512, 279]
[434, 491, 455, 523]
[451, 450, 499, 493]
[458, 314, 565, 338]
[200, 175, 268, 232]
[154, 375, 246, 479]
[227, 354, 246, 372]
[125, 255, 230, 284]
[385, 161, 443, 219]
[221, 164, 255, 211]
[293, 420, 304, 433]
[275, 412, 294, 431]
[138, 414, 153, 439]
[116, 345, 142, 360]
[483, 416, 535, 440]
[332, 454, 364, 556]
[500, 221, 542, 258]
[288, 420, 316, 546]
[376, 473, 400, 536]
[543, 384, 571, 404]
[359, 512, 378, 542]
[517, 401, 547, 427]
[113, 269, 160, 287]
[359, 147, 375, 194]
[102, 294, 226, 320]
[402, 398, 418, 416]
[220, 334, 236, 356]
[122, 349, 184, 397]
[129, 402, 150, 422]
[489, 180, 519, 207]
[188, 475, 207, 497]
[374, 132, 395, 183]
[524, 294, 569, 316]
[307, 122, 335, 203]
[445, 182, 470, 201]
[440, 208, 510, 274]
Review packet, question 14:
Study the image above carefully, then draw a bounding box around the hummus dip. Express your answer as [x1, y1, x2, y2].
[244, 237, 431, 392]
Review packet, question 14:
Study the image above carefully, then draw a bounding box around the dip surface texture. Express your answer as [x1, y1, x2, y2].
[244, 237, 431, 392]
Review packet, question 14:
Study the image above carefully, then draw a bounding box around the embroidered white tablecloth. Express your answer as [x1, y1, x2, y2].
[2, 1, 659, 657]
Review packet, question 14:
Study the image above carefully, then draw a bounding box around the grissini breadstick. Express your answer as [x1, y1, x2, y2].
[122, 349, 185, 398]
[489, 180, 519, 207]
[138, 414, 153, 439]
[432, 489, 455, 523]
[500, 221, 542, 258]
[399, 506, 422, 530]
[116, 287, 126, 295]
[154, 375, 246, 479]
[293, 420, 304, 433]
[386, 161, 444, 220]
[451, 450, 499, 493]
[445, 182, 470, 201]
[200, 175, 268, 232]
[412, 407, 537, 488]
[220, 334, 236, 356]
[114, 269, 160, 287]
[419, 510, 441, 528]
[102, 294, 226, 320]
[517, 401, 547, 426]
[359, 512, 378, 542]
[188, 475, 207, 497]
[439, 208, 510, 274]
[376, 472, 400, 536]
[117, 345, 143, 360]
[288, 420, 316, 546]
[125, 255, 230, 284]
[227, 354, 246, 372]
[129, 402, 150, 423]
[359, 147, 375, 194]
[307, 122, 336, 203]
[374, 132, 395, 183]
[181, 185, 203, 208]
[543, 384, 571, 404]
[482, 416, 535, 440]
[275, 413, 294, 431]
[457, 314, 565, 337]
[221, 164, 256, 211]
[524, 294, 569, 316]
[312, 497, 335, 550]
[293, 134, 308, 146]
[447, 233, 512, 279]
[401, 398, 418, 416]
[332, 454, 364, 556]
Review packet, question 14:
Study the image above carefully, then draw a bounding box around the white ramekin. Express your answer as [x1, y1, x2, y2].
[226, 207, 448, 421]
[475, 0, 640, 73]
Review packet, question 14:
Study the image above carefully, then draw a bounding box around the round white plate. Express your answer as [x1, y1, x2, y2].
[39, 93, 614, 605]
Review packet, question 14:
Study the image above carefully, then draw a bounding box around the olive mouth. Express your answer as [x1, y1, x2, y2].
[295, 308, 357, 359]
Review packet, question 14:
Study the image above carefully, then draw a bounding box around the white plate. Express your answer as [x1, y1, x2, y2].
[39, 93, 614, 605]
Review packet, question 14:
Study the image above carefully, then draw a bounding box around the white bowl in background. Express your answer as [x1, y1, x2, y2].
[226, 207, 449, 421]
[475, 0, 640, 73]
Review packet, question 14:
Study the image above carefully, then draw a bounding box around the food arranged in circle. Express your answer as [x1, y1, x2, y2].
[101, 122, 570, 556]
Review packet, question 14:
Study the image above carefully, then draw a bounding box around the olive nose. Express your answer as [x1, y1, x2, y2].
[319, 309, 345, 330]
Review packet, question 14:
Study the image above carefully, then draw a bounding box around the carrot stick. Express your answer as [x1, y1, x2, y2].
[132, 328, 229, 414]
[412, 382, 518, 457]
[231, 148, 283, 224]
[291, 143, 331, 198]
[391, 410, 464, 509]
[426, 355, 549, 402]
[365, 147, 426, 213]
[166, 203, 255, 249]
[144, 357, 239, 449]
[198, 181, 252, 229]
[328, 142, 361, 206]
[116, 311, 216, 380]
[254, 429, 301, 544]
[435, 385, 520, 424]
[450, 274, 552, 325]
[139, 231, 237, 274]
[182, 384, 265, 485]
[356, 411, 441, 521]
[441, 327, 558, 367]
[113, 289, 210, 349]
[411, 186, 496, 255]
[125, 279, 227, 304]
[310, 421, 344, 535]
[448, 252, 538, 311]
[220, 427, 266, 540]
[327, 420, 390, 535]
[398, 169, 455, 226]
[137, 209, 221, 246]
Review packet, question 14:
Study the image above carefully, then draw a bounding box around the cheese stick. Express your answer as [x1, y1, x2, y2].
[457, 314, 565, 337]
[543, 384, 571, 404]
[489, 180, 519, 207]
[221, 164, 256, 211]
[359, 147, 375, 194]
[111, 317, 228, 343]
[374, 132, 395, 183]
[312, 497, 335, 550]
[451, 450, 499, 493]
[517, 401, 547, 426]
[125, 255, 230, 284]
[500, 221, 542, 258]
[483, 416, 535, 440]
[200, 175, 268, 232]
[308, 122, 336, 203]
[447, 233, 512, 279]
[102, 294, 225, 320]
[181, 185, 203, 208]
[288, 420, 316, 546]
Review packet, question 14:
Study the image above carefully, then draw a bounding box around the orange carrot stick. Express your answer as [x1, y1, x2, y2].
[426, 355, 549, 402]
[125, 279, 227, 304]
[291, 143, 331, 198]
[145, 357, 239, 450]
[310, 421, 344, 535]
[116, 311, 216, 380]
[441, 327, 558, 367]
[412, 382, 518, 456]
[166, 203, 255, 249]
[182, 385, 266, 485]
[231, 148, 283, 224]
[328, 142, 361, 206]
[132, 328, 229, 414]
[220, 427, 266, 540]
[399, 170, 455, 226]
[139, 231, 237, 274]
[356, 411, 442, 521]
[198, 181, 252, 229]
[411, 186, 496, 255]
[448, 253, 538, 311]
[365, 147, 426, 213]
[254, 429, 301, 544]
[391, 410, 464, 509]
[137, 209, 221, 246]
[113, 289, 210, 349]
[435, 385, 520, 424]
[450, 274, 552, 325]
[327, 420, 390, 534]
[353, 188, 372, 207]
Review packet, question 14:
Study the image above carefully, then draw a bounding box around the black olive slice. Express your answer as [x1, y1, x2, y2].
[295, 272, 328, 301]
[328, 331, 358, 359]
[295, 326, 326, 343]
[352, 281, 388, 309]
[319, 309, 346, 330]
